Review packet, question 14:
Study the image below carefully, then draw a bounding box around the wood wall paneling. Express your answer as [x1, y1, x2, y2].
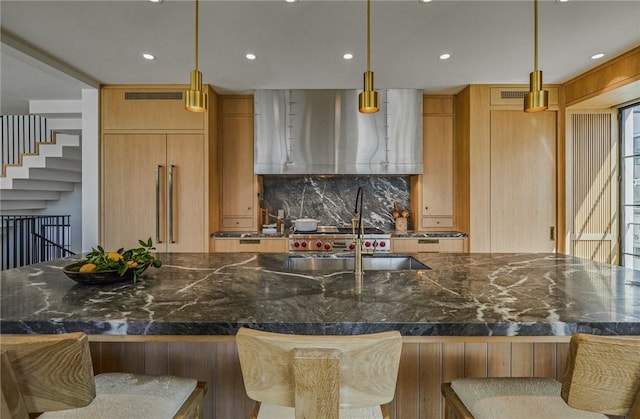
[563, 46, 640, 107]
[88, 338, 572, 419]
[568, 111, 618, 263]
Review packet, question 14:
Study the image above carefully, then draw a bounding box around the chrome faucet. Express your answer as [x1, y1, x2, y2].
[352, 187, 365, 289]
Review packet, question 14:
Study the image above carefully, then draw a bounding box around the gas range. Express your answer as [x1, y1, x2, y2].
[289, 226, 391, 253]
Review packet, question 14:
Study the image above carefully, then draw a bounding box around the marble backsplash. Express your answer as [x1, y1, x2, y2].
[261, 176, 411, 230]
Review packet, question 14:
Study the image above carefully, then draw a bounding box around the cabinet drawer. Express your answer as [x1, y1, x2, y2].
[422, 217, 454, 228]
[222, 217, 255, 229]
[392, 238, 464, 253]
[212, 238, 288, 253]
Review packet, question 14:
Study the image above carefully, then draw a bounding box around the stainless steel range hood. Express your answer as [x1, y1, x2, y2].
[254, 89, 423, 175]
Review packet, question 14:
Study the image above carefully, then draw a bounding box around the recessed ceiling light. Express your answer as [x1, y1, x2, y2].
[343, 53, 354, 60]
[148, 0, 163, 3]
[591, 53, 605, 60]
[419, 0, 433, 3]
[556, 0, 569, 3]
[141, 53, 156, 60]
[246, 53, 257, 60]
[439, 53, 451, 60]
[285, 0, 297, 3]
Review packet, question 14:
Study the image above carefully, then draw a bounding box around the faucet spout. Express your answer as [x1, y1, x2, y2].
[353, 187, 365, 289]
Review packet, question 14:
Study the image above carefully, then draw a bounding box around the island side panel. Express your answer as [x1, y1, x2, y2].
[89, 337, 570, 419]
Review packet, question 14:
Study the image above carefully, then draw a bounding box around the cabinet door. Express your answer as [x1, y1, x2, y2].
[102, 134, 166, 250]
[490, 110, 557, 252]
[422, 114, 454, 217]
[221, 114, 256, 230]
[166, 134, 205, 252]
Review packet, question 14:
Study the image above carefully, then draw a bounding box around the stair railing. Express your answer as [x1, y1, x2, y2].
[1, 115, 51, 175]
[1, 215, 75, 270]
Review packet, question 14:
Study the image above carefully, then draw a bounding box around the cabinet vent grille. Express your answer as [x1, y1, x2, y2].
[124, 92, 183, 100]
[501, 91, 527, 99]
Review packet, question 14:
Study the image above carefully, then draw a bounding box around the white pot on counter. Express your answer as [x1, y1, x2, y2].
[294, 218, 319, 232]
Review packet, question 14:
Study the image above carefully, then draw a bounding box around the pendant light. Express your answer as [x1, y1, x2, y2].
[358, 0, 379, 113]
[524, 0, 548, 113]
[185, 0, 207, 113]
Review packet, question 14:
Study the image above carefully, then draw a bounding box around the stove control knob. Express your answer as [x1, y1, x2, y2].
[316, 241, 323, 248]
[364, 241, 371, 248]
[349, 243, 356, 250]
[293, 241, 300, 248]
[379, 241, 386, 248]
[324, 243, 332, 250]
[301, 241, 308, 248]
[372, 240, 378, 247]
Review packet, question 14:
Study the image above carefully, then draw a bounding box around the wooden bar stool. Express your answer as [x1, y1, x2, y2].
[236, 327, 403, 419]
[0, 333, 206, 419]
[442, 333, 640, 419]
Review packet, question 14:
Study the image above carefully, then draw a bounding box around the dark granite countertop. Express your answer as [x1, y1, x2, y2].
[1, 252, 639, 337]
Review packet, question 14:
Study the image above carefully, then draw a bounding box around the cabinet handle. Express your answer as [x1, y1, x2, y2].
[550, 226, 555, 241]
[169, 165, 175, 244]
[425, 206, 429, 210]
[240, 239, 260, 245]
[418, 239, 439, 244]
[155, 165, 163, 243]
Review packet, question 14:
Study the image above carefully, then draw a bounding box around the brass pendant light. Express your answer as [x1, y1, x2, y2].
[524, 0, 548, 113]
[358, 0, 379, 113]
[185, 0, 207, 113]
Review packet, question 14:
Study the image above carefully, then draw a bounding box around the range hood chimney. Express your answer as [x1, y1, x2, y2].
[254, 89, 423, 175]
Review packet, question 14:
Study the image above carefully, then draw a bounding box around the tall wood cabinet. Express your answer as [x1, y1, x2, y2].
[411, 96, 455, 231]
[100, 85, 217, 252]
[455, 85, 559, 252]
[219, 96, 259, 232]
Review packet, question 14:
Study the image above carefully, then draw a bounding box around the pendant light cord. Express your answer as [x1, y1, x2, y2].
[533, 0, 538, 72]
[366, 0, 371, 72]
[194, 0, 199, 71]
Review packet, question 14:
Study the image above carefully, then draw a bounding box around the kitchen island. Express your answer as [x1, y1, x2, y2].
[2, 252, 639, 418]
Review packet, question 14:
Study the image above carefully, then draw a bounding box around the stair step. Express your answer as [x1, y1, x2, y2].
[0, 190, 61, 200]
[0, 200, 48, 210]
[29, 99, 82, 116]
[1, 178, 76, 191]
[28, 168, 82, 182]
[48, 118, 82, 132]
[44, 157, 82, 172]
[62, 147, 82, 161]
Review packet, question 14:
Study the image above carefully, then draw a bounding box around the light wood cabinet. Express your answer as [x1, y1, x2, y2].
[101, 86, 205, 131]
[490, 110, 557, 252]
[100, 85, 216, 252]
[411, 96, 455, 231]
[102, 134, 205, 252]
[455, 85, 558, 252]
[220, 96, 258, 232]
[211, 238, 288, 253]
[391, 237, 466, 253]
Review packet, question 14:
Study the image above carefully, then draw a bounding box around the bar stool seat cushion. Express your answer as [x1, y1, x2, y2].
[39, 373, 198, 419]
[451, 378, 608, 419]
[256, 403, 383, 419]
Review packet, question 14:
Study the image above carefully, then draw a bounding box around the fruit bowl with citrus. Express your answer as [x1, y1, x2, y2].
[63, 238, 162, 285]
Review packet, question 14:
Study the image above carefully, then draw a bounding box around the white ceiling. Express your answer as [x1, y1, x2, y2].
[1, 0, 639, 114]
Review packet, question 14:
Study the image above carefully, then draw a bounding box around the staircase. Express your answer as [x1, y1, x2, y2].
[1, 100, 82, 211]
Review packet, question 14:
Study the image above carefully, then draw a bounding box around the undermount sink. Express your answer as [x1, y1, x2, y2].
[282, 255, 430, 272]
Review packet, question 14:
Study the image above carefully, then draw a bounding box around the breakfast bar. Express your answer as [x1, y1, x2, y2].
[2, 252, 640, 418]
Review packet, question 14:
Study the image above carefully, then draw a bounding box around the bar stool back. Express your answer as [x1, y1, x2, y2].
[236, 327, 403, 419]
